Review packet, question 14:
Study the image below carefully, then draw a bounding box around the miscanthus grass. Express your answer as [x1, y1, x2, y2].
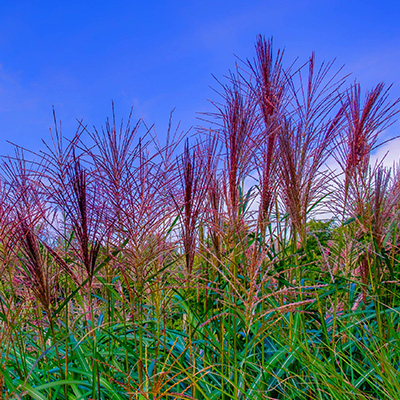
[1, 36, 400, 399]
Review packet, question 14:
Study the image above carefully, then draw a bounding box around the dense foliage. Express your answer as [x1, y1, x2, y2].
[1, 36, 400, 399]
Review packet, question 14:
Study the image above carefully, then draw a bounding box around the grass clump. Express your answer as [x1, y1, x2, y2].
[1, 35, 400, 399]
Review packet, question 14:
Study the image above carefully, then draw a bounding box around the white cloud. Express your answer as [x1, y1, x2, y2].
[371, 137, 400, 168]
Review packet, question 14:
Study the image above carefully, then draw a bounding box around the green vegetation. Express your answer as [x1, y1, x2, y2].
[1, 35, 400, 399]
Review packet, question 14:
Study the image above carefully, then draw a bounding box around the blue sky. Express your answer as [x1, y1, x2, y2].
[0, 1, 399, 153]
